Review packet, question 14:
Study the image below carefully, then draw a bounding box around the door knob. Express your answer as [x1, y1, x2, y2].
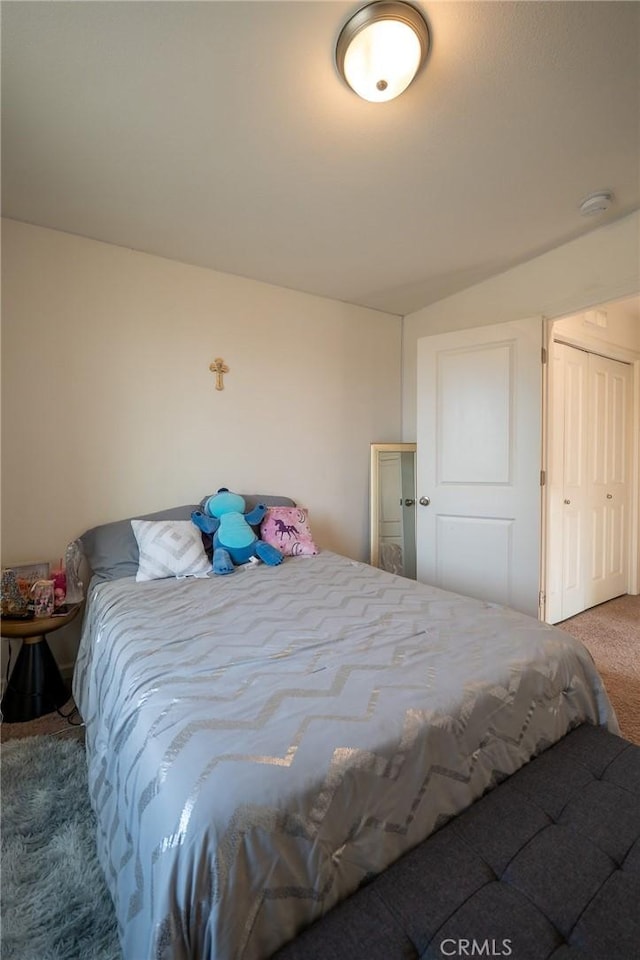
[419, 496, 431, 506]
[563, 499, 571, 505]
[404, 498, 416, 506]
[606, 494, 613, 500]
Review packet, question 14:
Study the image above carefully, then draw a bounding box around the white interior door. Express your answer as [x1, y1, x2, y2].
[546, 344, 589, 622]
[545, 344, 632, 623]
[416, 318, 542, 617]
[378, 452, 404, 555]
[586, 352, 632, 607]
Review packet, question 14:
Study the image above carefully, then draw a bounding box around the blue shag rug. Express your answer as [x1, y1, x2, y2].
[1, 735, 122, 960]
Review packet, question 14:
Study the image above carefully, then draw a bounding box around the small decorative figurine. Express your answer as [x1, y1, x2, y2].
[31, 579, 55, 618]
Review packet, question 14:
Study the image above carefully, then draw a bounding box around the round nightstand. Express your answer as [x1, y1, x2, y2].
[1, 605, 81, 723]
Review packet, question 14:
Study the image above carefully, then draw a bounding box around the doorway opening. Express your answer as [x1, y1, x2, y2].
[542, 295, 640, 624]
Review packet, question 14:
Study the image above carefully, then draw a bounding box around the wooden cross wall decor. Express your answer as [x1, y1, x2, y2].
[209, 357, 229, 391]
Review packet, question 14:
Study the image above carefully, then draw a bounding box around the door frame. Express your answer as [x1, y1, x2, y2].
[540, 317, 640, 622]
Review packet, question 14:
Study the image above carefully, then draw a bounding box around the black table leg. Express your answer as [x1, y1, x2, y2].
[1, 636, 69, 722]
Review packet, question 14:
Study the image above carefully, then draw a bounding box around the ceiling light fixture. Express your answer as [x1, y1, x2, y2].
[336, 1, 430, 103]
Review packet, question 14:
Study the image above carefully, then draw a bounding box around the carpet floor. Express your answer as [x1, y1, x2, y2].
[0, 695, 85, 744]
[557, 593, 640, 746]
[1, 736, 121, 960]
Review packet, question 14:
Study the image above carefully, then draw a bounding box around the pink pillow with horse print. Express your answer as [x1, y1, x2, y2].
[260, 507, 319, 557]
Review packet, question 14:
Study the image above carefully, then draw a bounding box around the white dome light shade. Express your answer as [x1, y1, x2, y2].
[343, 20, 421, 102]
[336, 2, 429, 103]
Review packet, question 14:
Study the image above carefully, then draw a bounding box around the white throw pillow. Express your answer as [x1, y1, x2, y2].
[131, 519, 211, 582]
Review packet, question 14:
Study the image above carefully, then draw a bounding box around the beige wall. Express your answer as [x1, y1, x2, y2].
[553, 296, 640, 352]
[1, 219, 402, 670]
[402, 210, 640, 438]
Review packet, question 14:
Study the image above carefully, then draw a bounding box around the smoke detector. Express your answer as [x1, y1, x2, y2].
[579, 191, 613, 217]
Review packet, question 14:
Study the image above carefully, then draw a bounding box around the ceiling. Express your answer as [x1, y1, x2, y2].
[2, 1, 639, 317]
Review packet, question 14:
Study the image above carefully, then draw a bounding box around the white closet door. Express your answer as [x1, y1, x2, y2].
[547, 344, 589, 622]
[546, 344, 632, 623]
[585, 352, 632, 607]
[416, 317, 542, 617]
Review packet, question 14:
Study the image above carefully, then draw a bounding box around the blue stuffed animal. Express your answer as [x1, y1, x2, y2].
[191, 488, 283, 575]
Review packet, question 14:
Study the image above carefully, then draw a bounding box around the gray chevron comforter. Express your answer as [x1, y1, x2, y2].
[73, 552, 617, 960]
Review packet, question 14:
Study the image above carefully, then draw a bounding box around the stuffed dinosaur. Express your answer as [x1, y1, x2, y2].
[191, 488, 283, 575]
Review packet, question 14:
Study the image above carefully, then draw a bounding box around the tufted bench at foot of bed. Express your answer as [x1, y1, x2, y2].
[273, 724, 640, 960]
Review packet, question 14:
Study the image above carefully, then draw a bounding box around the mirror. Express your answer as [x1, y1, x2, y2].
[370, 443, 417, 579]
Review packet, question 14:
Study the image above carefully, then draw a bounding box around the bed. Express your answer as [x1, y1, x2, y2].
[72, 500, 618, 960]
